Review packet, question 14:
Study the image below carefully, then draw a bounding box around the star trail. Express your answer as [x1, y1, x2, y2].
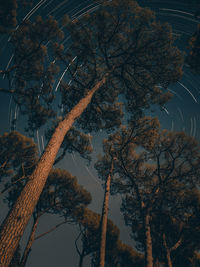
[0, 1, 200, 266]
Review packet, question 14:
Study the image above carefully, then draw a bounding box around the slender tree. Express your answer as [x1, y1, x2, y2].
[95, 116, 160, 267]
[0, 0, 183, 264]
[75, 208, 119, 267]
[109, 128, 200, 266]
[98, 160, 114, 267]
[75, 207, 143, 267]
[95, 152, 114, 267]
[94, 116, 160, 267]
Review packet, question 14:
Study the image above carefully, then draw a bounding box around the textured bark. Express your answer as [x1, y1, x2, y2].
[0, 75, 108, 267]
[145, 213, 153, 267]
[20, 216, 39, 267]
[99, 161, 114, 267]
[163, 233, 173, 267]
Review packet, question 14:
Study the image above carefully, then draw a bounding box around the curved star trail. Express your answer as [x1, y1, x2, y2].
[140, 0, 200, 140]
[0, 1, 200, 266]
[4, 0, 200, 146]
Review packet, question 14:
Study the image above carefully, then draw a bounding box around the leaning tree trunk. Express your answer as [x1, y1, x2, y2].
[99, 160, 114, 267]
[144, 212, 153, 267]
[20, 215, 40, 267]
[0, 75, 108, 267]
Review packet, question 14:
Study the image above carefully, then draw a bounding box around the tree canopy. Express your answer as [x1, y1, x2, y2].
[103, 122, 200, 266]
[0, 131, 92, 266]
[186, 24, 200, 74]
[0, 1, 184, 265]
[1, 0, 183, 133]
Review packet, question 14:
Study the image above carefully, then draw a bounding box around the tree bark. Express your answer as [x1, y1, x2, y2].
[20, 216, 39, 267]
[163, 232, 173, 267]
[144, 212, 153, 267]
[0, 75, 108, 267]
[99, 160, 114, 267]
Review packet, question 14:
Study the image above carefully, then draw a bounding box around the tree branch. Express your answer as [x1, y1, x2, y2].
[35, 221, 67, 240]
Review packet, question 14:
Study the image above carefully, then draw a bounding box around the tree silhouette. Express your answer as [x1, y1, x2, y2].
[168, 188, 200, 267]
[103, 240, 144, 267]
[97, 116, 159, 267]
[0, 0, 17, 34]
[94, 151, 114, 267]
[91, 240, 144, 267]
[0, 132, 91, 266]
[75, 208, 143, 267]
[9, 168, 91, 267]
[74, 208, 119, 267]
[109, 127, 200, 267]
[0, 0, 183, 264]
[0, 129, 92, 195]
[0, 131, 38, 190]
[186, 24, 200, 74]
[94, 116, 159, 267]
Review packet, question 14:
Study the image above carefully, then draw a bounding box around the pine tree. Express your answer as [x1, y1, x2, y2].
[0, 1, 183, 265]
[0, 132, 91, 266]
[75, 208, 119, 267]
[95, 149, 114, 267]
[109, 127, 200, 266]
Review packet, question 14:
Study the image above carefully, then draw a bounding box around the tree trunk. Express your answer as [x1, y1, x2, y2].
[20, 216, 39, 267]
[79, 251, 85, 267]
[99, 160, 114, 267]
[145, 213, 153, 267]
[0, 75, 108, 267]
[163, 233, 173, 267]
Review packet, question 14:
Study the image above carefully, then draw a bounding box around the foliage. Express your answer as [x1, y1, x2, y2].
[0, 131, 38, 186]
[186, 24, 200, 74]
[0, 0, 183, 134]
[46, 123, 93, 164]
[102, 240, 144, 267]
[0, 1, 184, 264]
[56, 0, 183, 133]
[75, 208, 119, 265]
[75, 208, 144, 267]
[108, 126, 200, 265]
[0, 0, 17, 33]
[7, 168, 92, 217]
[0, 132, 92, 265]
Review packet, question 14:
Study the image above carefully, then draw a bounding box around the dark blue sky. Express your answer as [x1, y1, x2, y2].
[0, 0, 200, 266]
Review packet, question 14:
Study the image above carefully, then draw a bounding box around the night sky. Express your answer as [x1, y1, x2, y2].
[0, 0, 200, 266]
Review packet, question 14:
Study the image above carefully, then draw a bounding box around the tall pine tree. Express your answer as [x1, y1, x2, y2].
[0, 1, 183, 265]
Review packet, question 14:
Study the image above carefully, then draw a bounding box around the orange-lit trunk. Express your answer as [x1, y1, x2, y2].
[145, 212, 153, 267]
[163, 232, 173, 267]
[99, 160, 114, 267]
[0, 76, 108, 267]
